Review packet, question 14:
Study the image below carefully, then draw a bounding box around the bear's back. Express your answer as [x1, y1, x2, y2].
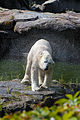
[29, 39, 52, 59]
[34, 39, 50, 48]
[32, 39, 52, 51]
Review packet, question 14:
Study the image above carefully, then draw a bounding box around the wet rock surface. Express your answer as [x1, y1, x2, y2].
[0, 79, 75, 116]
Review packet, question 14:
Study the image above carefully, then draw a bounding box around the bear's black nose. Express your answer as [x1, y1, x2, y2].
[44, 65, 48, 71]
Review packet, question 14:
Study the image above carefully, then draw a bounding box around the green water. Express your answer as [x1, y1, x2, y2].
[0, 59, 80, 83]
[0, 60, 25, 81]
[53, 62, 80, 83]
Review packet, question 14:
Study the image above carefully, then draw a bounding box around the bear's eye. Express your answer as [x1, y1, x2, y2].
[44, 61, 47, 63]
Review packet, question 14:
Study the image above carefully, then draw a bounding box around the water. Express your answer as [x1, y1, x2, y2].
[53, 62, 80, 83]
[0, 59, 25, 81]
[0, 59, 80, 83]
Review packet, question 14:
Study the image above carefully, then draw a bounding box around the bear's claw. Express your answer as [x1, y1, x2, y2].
[40, 85, 49, 90]
[32, 85, 49, 91]
[32, 86, 41, 91]
[21, 79, 30, 85]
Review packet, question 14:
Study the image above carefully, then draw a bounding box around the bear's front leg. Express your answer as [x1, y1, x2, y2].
[41, 67, 53, 89]
[31, 64, 40, 91]
[38, 69, 44, 86]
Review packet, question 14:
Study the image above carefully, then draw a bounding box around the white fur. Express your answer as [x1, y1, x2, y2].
[21, 39, 54, 91]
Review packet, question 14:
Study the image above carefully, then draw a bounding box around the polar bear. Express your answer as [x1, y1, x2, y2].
[21, 39, 54, 91]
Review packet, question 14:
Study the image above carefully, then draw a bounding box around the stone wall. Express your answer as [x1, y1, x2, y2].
[0, 9, 80, 62]
[5, 29, 80, 62]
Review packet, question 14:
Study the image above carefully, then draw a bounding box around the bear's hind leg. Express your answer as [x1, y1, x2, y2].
[21, 56, 31, 84]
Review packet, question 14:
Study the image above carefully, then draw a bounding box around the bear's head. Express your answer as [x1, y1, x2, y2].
[38, 51, 54, 71]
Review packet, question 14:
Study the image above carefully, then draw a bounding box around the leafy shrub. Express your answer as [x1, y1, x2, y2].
[1, 91, 80, 120]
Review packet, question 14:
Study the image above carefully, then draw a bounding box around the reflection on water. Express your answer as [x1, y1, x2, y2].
[0, 60, 80, 83]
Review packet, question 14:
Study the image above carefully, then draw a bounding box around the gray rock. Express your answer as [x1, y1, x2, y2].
[0, 80, 69, 115]
[42, 0, 59, 13]
[14, 12, 38, 22]
[0, 10, 15, 30]
[20, 90, 55, 96]
[0, 80, 79, 115]
[15, 17, 76, 33]
[31, 4, 44, 11]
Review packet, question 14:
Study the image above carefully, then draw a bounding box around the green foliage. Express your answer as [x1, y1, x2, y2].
[0, 8, 3, 11]
[1, 91, 80, 120]
[55, 91, 80, 106]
